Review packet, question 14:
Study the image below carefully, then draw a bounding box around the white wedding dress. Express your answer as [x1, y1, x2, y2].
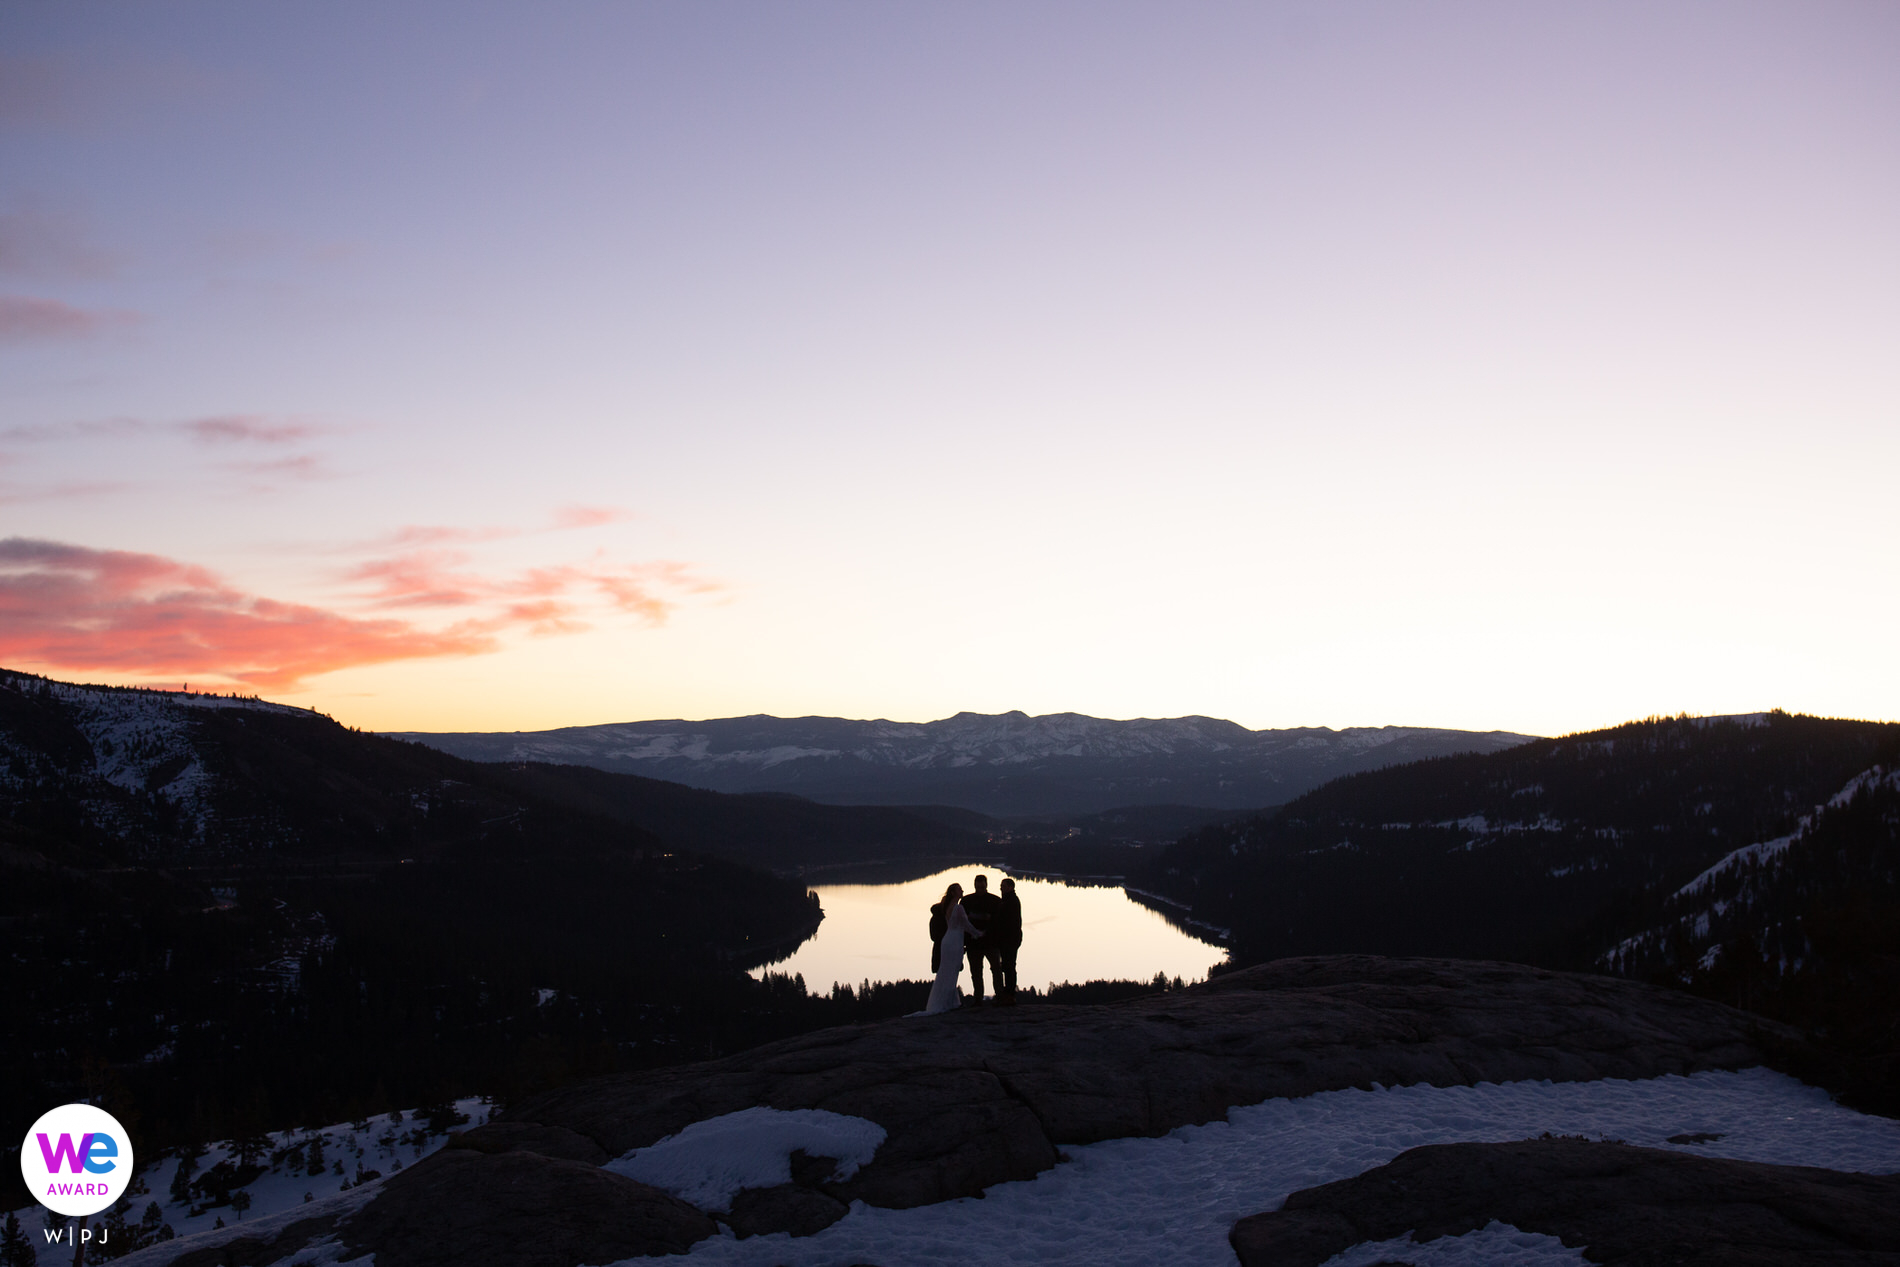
[923, 901, 980, 1014]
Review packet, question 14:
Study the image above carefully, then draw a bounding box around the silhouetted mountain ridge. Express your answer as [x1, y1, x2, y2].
[391, 711, 1537, 816]
[0, 668, 985, 871]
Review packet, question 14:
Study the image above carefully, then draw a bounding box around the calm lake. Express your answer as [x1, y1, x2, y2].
[751, 861, 1228, 994]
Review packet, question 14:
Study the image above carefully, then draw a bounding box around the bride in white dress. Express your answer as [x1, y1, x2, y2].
[923, 883, 982, 1014]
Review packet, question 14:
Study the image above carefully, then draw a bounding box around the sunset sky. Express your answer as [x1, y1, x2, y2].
[2, 2, 1896, 737]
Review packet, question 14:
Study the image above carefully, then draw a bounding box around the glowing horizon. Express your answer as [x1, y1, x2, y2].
[3, 3, 1896, 738]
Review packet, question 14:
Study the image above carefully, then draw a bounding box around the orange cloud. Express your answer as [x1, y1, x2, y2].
[0, 538, 495, 691]
[0, 536, 718, 691]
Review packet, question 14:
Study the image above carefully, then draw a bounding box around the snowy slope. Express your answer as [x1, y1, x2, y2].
[0, 671, 318, 853]
[1602, 763, 1900, 978]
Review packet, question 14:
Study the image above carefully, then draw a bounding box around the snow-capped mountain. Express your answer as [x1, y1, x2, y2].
[391, 712, 1537, 816]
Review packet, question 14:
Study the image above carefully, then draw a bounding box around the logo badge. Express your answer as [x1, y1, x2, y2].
[20, 1104, 135, 1217]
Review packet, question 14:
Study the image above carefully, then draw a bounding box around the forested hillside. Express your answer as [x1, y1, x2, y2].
[0, 670, 953, 1213]
[1141, 711, 1900, 1109]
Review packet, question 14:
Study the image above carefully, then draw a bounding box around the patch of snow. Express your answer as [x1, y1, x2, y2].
[1675, 832, 1800, 901]
[648, 1068, 1900, 1267]
[1302, 840, 1356, 855]
[1673, 765, 1895, 903]
[1687, 713, 1771, 729]
[1322, 1220, 1585, 1266]
[606, 1108, 886, 1213]
[107, 1179, 383, 1267]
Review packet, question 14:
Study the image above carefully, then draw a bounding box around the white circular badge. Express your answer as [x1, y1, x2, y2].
[20, 1104, 136, 1217]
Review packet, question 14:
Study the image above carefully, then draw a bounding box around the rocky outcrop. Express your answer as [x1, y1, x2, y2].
[721, 1152, 852, 1239]
[506, 956, 1794, 1211]
[444, 1121, 610, 1165]
[335, 1149, 716, 1267]
[1229, 1137, 1900, 1266]
[164, 1213, 343, 1267]
[123, 956, 1815, 1266]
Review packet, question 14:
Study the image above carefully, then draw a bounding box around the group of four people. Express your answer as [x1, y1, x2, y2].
[923, 873, 1021, 1013]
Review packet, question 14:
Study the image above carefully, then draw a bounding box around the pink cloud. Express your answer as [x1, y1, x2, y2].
[0, 200, 121, 280]
[0, 480, 133, 505]
[345, 548, 710, 626]
[0, 294, 137, 341]
[0, 56, 74, 128]
[182, 416, 320, 445]
[0, 538, 497, 691]
[0, 418, 143, 445]
[553, 505, 632, 530]
[221, 453, 333, 482]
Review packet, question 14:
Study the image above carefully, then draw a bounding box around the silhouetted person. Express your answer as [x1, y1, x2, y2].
[993, 876, 1022, 1003]
[929, 898, 948, 973]
[960, 873, 1004, 1002]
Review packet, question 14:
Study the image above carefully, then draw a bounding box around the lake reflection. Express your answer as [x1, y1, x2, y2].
[751, 862, 1227, 994]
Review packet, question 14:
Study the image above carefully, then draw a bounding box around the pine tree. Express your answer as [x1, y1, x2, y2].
[0, 1209, 38, 1267]
[170, 1146, 201, 1202]
[233, 1127, 271, 1168]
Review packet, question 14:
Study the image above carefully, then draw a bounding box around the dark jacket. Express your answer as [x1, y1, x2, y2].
[929, 901, 947, 972]
[960, 889, 1002, 936]
[992, 891, 1022, 947]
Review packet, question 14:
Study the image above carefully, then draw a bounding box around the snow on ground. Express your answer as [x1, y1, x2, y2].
[1322, 1222, 1585, 1267]
[607, 1108, 887, 1211]
[9, 1097, 491, 1245]
[110, 1181, 385, 1267]
[22, 1072, 1899, 1267]
[643, 1069, 1900, 1267]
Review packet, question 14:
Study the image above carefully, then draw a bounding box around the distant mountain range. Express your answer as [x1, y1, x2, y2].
[389, 712, 1538, 817]
[0, 669, 981, 871]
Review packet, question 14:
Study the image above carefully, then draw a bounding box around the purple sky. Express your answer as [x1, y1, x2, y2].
[2, 2, 1896, 734]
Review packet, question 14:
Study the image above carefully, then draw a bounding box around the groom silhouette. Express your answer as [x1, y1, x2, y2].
[959, 874, 1004, 1002]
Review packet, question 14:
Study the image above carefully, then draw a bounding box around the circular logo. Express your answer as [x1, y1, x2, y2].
[20, 1104, 135, 1217]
